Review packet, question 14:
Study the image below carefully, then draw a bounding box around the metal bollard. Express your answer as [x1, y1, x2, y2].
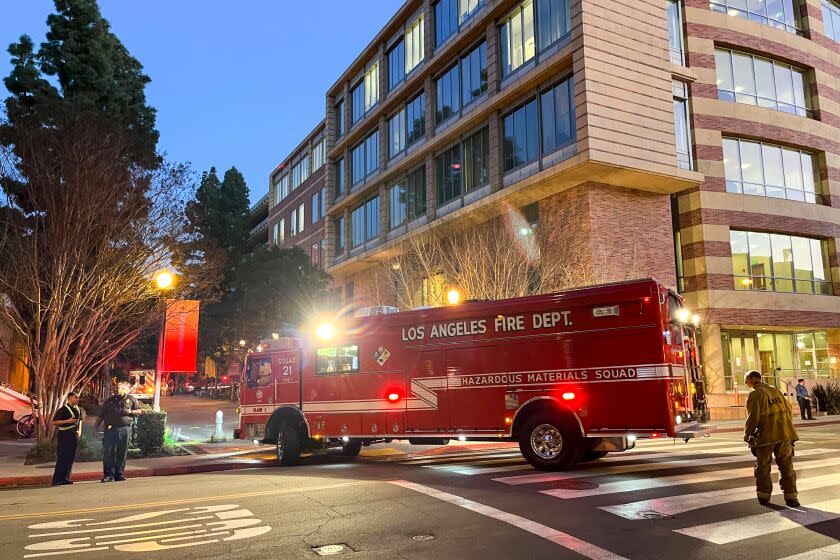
[210, 410, 227, 443]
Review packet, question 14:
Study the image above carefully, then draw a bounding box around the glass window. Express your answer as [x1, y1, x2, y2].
[364, 62, 379, 112]
[406, 165, 427, 221]
[365, 130, 380, 175]
[406, 14, 425, 73]
[311, 241, 321, 268]
[351, 141, 365, 185]
[436, 63, 461, 125]
[336, 100, 345, 139]
[732, 230, 831, 294]
[710, 0, 798, 33]
[298, 203, 305, 234]
[461, 41, 488, 106]
[502, 98, 539, 171]
[538, 0, 571, 51]
[291, 208, 298, 237]
[722, 138, 820, 203]
[463, 126, 489, 192]
[351, 81, 364, 124]
[292, 155, 310, 189]
[673, 81, 692, 170]
[365, 196, 380, 241]
[715, 49, 809, 117]
[312, 140, 325, 171]
[541, 76, 576, 154]
[437, 143, 462, 205]
[460, 0, 482, 22]
[390, 181, 407, 228]
[321, 186, 327, 219]
[824, 0, 840, 42]
[389, 39, 406, 92]
[316, 345, 359, 374]
[406, 92, 426, 147]
[389, 108, 407, 159]
[336, 216, 345, 252]
[336, 158, 345, 195]
[278, 218, 285, 244]
[312, 191, 320, 224]
[272, 222, 279, 246]
[500, 0, 535, 77]
[435, 0, 459, 47]
[273, 175, 283, 206]
[666, 0, 685, 65]
[351, 204, 364, 247]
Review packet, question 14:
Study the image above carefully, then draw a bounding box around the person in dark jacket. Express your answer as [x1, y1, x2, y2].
[744, 370, 800, 507]
[95, 382, 141, 482]
[795, 379, 815, 420]
[50, 391, 82, 486]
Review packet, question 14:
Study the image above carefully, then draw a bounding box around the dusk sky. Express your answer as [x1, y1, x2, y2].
[1, 1, 404, 205]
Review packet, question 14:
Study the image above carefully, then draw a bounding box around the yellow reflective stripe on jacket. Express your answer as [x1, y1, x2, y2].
[57, 404, 80, 431]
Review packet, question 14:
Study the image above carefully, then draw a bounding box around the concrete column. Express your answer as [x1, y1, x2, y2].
[342, 207, 351, 258]
[424, 73, 434, 141]
[379, 183, 388, 242]
[487, 109, 502, 192]
[701, 322, 727, 395]
[424, 0, 434, 61]
[425, 154, 436, 220]
[485, 19, 499, 95]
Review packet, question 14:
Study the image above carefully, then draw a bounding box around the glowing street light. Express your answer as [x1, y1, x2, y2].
[447, 289, 461, 305]
[155, 271, 174, 290]
[316, 323, 335, 340]
[239, 339, 246, 347]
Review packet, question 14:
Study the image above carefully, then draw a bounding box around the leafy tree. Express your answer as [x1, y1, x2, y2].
[171, 166, 251, 301]
[201, 246, 332, 369]
[0, 0, 188, 441]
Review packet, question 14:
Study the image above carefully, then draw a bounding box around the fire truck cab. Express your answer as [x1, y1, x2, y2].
[239, 279, 709, 471]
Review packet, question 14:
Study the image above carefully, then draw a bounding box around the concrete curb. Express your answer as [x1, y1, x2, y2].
[0, 459, 274, 488]
[711, 418, 840, 434]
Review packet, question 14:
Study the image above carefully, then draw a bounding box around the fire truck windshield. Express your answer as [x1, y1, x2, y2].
[316, 345, 359, 374]
[246, 356, 272, 389]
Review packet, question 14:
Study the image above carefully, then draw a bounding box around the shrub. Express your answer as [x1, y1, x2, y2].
[811, 381, 840, 415]
[134, 411, 167, 456]
[25, 440, 56, 464]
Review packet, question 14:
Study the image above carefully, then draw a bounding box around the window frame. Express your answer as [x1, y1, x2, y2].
[335, 216, 345, 253]
[316, 345, 360, 375]
[389, 91, 426, 160]
[710, 0, 800, 34]
[436, 126, 489, 207]
[673, 80, 693, 170]
[824, 0, 840, 42]
[351, 196, 381, 247]
[335, 99, 345, 139]
[666, 0, 686, 66]
[435, 0, 485, 48]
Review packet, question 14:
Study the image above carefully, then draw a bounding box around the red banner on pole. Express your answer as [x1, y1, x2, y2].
[161, 300, 200, 373]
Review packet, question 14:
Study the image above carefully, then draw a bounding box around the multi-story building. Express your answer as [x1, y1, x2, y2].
[267, 0, 840, 418]
[267, 122, 329, 269]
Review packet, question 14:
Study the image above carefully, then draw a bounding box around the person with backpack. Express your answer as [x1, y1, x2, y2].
[95, 381, 142, 482]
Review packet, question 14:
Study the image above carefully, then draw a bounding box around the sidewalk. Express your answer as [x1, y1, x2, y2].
[709, 414, 840, 433]
[0, 440, 271, 488]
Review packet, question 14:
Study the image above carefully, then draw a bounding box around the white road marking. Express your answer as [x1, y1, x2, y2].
[776, 543, 840, 560]
[601, 472, 840, 519]
[389, 480, 629, 560]
[541, 453, 839, 499]
[495, 447, 833, 486]
[675, 498, 840, 544]
[24, 505, 270, 556]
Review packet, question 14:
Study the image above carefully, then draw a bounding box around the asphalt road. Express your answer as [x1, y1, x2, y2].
[1, 426, 839, 560]
[159, 395, 239, 442]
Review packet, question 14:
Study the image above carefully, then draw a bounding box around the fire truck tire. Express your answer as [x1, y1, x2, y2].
[518, 413, 582, 470]
[341, 439, 363, 457]
[275, 423, 302, 466]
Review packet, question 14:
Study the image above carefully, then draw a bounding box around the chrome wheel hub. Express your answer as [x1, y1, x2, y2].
[531, 424, 563, 460]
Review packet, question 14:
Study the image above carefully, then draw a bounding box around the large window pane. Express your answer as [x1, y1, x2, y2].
[723, 138, 743, 193]
[406, 93, 426, 146]
[748, 231, 773, 290]
[538, 0, 571, 51]
[666, 0, 685, 64]
[503, 98, 539, 171]
[731, 230, 750, 289]
[435, 0, 459, 46]
[762, 144, 784, 198]
[724, 137, 821, 203]
[388, 40, 405, 91]
[390, 181, 407, 228]
[335, 101, 345, 139]
[771, 234, 794, 292]
[336, 158, 345, 195]
[461, 41, 488, 106]
[365, 197, 380, 241]
[351, 205, 365, 247]
[463, 126, 489, 192]
[501, 0, 536, 77]
[459, 0, 481, 22]
[407, 166, 426, 220]
[825, 0, 840, 43]
[717, 49, 809, 116]
[406, 14, 425, 73]
[437, 143, 462, 204]
[732, 52, 757, 103]
[754, 58, 777, 108]
[389, 109, 406, 159]
[364, 62, 379, 112]
[792, 236, 814, 293]
[711, 0, 798, 33]
[351, 142, 365, 185]
[436, 64, 460, 124]
[715, 50, 734, 93]
[351, 82, 365, 124]
[365, 131, 379, 176]
[541, 76, 575, 153]
[336, 216, 345, 252]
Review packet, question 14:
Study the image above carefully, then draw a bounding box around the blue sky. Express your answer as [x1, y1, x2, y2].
[1, 1, 404, 204]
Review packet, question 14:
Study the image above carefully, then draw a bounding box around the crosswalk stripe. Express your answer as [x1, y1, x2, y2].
[600, 472, 840, 519]
[406, 452, 522, 465]
[675, 498, 840, 544]
[540, 453, 839, 499]
[775, 543, 840, 560]
[438, 444, 750, 477]
[495, 447, 833, 486]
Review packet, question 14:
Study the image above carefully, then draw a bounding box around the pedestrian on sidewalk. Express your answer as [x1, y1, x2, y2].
[795, 379, 815, 421]
[744, 370, 800, 507]
[96, 382, 141, 482]
[50, 391, 82, 486]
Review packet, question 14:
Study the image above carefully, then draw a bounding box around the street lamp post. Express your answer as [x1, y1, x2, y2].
[153, 271, 175, 412]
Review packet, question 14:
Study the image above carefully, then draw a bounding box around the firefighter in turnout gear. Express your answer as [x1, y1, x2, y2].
[743, 370, 800, 507]
[50, 391, 82, 486]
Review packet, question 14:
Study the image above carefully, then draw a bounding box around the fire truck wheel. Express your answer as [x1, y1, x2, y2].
[341, 439, 363, 457]
[275, 423, 301, 466]
[519, 414, 582, 470]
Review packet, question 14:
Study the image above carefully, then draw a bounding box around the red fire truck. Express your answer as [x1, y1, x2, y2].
[238, 278, 709, 470]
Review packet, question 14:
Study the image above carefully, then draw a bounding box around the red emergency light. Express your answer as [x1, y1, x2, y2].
[387, 392, 400, 402]
[562, 392, 575, 400]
